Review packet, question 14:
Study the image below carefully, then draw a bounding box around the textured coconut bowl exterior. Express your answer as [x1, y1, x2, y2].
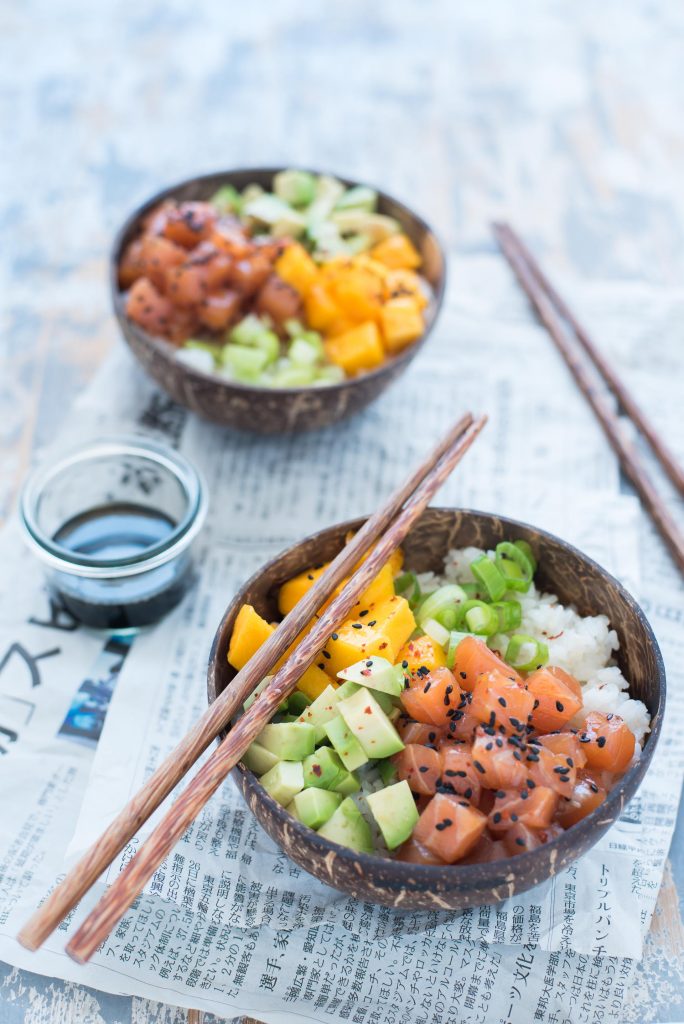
[207, 508, 665, 910]
[111, 169, 446, 434]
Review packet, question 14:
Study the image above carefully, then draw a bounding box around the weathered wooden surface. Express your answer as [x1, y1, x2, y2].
[1, 0, 683, 1020]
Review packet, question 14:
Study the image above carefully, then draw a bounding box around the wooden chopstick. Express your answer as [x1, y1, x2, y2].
[65, 415, 487, 962]
[496, 223, 684, 499]
[18, 412, 475, 953]
[493, 222, 684, 576]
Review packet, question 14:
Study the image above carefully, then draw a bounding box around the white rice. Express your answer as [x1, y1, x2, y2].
[424, 546, 651, 747]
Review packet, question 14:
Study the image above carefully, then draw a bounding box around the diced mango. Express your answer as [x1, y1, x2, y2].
[397, 634, 447, 675]
[344, 530, 404, 577]
[305, 283, 341, 331]
[385, 269, 429, 309]
[329, 268, 383, 323]
[275, 243, 319, 296]
[323, 595, 416, 675]
[371, 234, 422, 270]
[228, 604, 274, 670]
[325, 321, 384, 376]
[227, 603, 334, 700]
[278, 561, 395, 618]
[379, 297, 425, 354]
[354, 255, 392, 283]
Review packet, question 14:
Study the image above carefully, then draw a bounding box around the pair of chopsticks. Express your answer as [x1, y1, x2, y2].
[493, 223, 684, 577]
[18, 412, 486, 962]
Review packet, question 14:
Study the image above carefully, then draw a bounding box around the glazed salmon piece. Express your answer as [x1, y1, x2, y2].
[459, 832, 509, 864]
[556, 773, 607, 827]
[394, 744, 441, 796]
[162, 201, 217, 248]
[256, 274, 304, 326]
[527, 666, 583, 733]
[398, 720, 445, 746]
[471, 727, 528, 790]
[198, 290, 242, 331]
[440, 745, 482, 804]
[187, 242, 234, 291]
[165, 263, 210, 307]
[229, 253, 274, 296]
[538, 731, 587, 769]
[400, 667, 462, 727]
[165, 307, 201, 344]
[395, 837, 446, 865]
[125, 277, 175, 337]
[211, 223, 253, 260]
[137, 234, 187, 291]
[452, 635, 523, 691]
[526, 743, 577, 795]
[579, 712, 635, 772]
[413, 793, 487, 863]
[118, 238, 145, 288]
[503, 822, 544, 855]
[488, 786, 558, 832]
[470, 670, 534, 734]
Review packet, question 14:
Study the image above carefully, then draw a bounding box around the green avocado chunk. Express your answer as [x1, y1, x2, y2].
[241, 741, 279, 776]
[323, 715, 369, 771]
[287, 788, 342, 829]
[317, 796, 373, 853]
[259, 761, 305, 806]
[296, 684, 340, 742]
[256, 722, 316, 761]
[337, 688, 404, 759]
[303, 747, 345, 789]
[365, 780, 419, 850]
[337, 656, 405, 697]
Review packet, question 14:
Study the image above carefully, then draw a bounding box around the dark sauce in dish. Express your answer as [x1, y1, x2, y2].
[52, 502, 190, 629]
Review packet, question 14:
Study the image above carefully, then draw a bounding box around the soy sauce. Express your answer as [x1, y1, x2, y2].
[51, 503, 191, 630]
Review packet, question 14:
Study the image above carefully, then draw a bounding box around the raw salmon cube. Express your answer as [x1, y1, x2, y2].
[503, 822, 543, 855]
[579, 712, 635, 772]
[452, 635, 522, 691]
[400, 667, 462, 728]
[162, 201, 217, 248]
[440, 745, 482, 804]
[459, 832, 509, 864]
[165, 263, 209, 307]
[527, 666, 583, 733]
[413, 793, 487, 863]
[398, 721, 444, 746]
[526, 742, 577, 795]
[395, 837, 446, 864]
[488, 786, 557, 832]
[471, 727, 528, 790]
[198, 290, 241, 331]
[470, 670, 534, 734]
[125, 277, 175, 337]
[394, 744, 441, 796]
[556, 772, 607, 827]
[538, 731, 587, 769]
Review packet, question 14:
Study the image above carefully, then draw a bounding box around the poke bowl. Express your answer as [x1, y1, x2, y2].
[112, 168, 446, 434]
[207, 508, 665, 910]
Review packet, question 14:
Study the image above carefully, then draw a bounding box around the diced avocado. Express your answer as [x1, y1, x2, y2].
[287, 788, 342, 829]
[273, 169, 316, 208]
[337, 656, 405, 697]
[365, 780, 419, 850]
[243, 192, 296, 226]
[330, 210, 401, 242]
[331, 769, 361, 795]
[337, 688, 404, 759]
[296, 684, 340, 742]
[317, 796, 373, 853]
[323, 715, 369, 771]
[287, 691, 312, 716]
[334, 185, 378, 213]
[278, 714, 298, 723]
[210, 184, 241, 214]
[243, 675, 274, 712]
[303, 747, 345, 789]
[241, 741, 280, 776]
[260, 761, 304, 806]
[307, 175, 346, 224]
[256, 722, 316, 761]
[335, 680, 361, 701]
[377, 757, 398, 786]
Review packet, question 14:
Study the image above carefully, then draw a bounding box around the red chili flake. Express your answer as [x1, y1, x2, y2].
[547, 631, 564, 641]
[312, 764, 322, 777]
[364, 706, 372, 715]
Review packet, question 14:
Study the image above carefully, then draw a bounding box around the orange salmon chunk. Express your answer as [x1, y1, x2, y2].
[413, 793, 487, 863]
[580, 711, 635, 772]
[470, 670, 534, 734]
[526, 666, 583, 733]
[452, 636, 522, 691]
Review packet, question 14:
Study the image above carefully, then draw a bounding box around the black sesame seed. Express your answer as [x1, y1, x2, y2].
[533, 699, 540, 709]
[359, 610, 369, 618]
[597, 736, 607, 748]
[445, 769, 457, 777]
[402, 661, 409, 669]
[317, 663, 325, 670]
[307, 574, 314, 581]
[322, 650, 331, 660]
[352, 623, 362, 630]
[497, 790, 506, 798]
[459, 672, 467, 680]
[516, 837, 525, 847]
[485, 742, 493, 751]
[496, 738, 503, 748]
[428, 732, 436, 742]
[566, 757, 574, 767]
[513, 751, 522, 761]
[365, 659, 373, 667]
[493, 812, 502, 823]
[423, 682, 432, 694]
[498, 697, 507, 708]
[464, 787, 473, 799]
[368, 620, 377, 627]
[510, 813, 519, 822]
[419, 765, 429, 773]
[555, 701, 564, 713]
[455, 770, 467, 778]
[331, 633, 339, 641]
[473, 760, 485, 774]
[527, 778, 536, 788]
[520, 790, 528, 800]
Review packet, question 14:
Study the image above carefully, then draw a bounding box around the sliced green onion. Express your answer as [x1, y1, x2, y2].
[487, 633, 510, 658]
[421, 617, 450, 649]
[447, 631, 471, 669]
[457, 599, 500, 636]
[416, 584, 467, 627]
[505, 634, 549, 673]
[460, 582, 489, 602]
[514, 539, 537, 573]
[470, 555, 507, 601]
[435, 606, 460, 631]
[491, 599, 522, 631]
[495, 542, 534, 593]
[395, 571, 422, 610]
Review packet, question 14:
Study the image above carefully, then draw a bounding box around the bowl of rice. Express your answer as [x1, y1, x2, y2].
[208, 508, 665, 910]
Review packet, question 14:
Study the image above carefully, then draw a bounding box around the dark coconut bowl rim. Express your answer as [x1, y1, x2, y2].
[208, 507, 665, 884]
[110, 166, 448, 399]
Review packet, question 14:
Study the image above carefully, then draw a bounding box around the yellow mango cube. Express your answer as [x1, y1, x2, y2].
[397, 634, 447, 675]
[371, 233, 421, 270]
[305, 283, 341, 331]
[322, 595, 416, 676]
[344, 530, 404, 577]
[278, 565, 328, 616]
[330, 268, 383, 323]
[275, 243, 319, 296]
[385, 269, 429, 309]
[379, 297, 424, 354]
[325, 321, 384, 376]
[228, 603, 334, 699]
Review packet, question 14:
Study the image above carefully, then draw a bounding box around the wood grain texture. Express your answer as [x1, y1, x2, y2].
[2, 0, 683, 1019]
[64, 419, 485, 962]
[18, 413, 473, 952]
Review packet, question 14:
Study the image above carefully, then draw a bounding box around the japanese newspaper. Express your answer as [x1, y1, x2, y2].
[0, 256, 682, 1022]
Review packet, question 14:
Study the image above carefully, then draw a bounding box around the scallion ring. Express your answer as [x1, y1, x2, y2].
[470, 555, 507, 601]
[505, 633, 549, 672]
[416, 584, 467, 627]
[457, 599, 500, 636]
[491, 599, 522, 631]
[495, 542, 534, 593]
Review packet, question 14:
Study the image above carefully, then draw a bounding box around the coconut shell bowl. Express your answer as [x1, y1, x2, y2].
[111, 169, 446, 434]
[207, 508, 665, 911]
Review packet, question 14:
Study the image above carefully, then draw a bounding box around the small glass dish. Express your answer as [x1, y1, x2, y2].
[20, 436, 208, 631]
